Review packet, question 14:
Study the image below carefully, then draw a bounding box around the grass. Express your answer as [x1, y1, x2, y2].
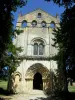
[0, 80, 8, 90]
[0, 80, 8, 96]
[0, 80, 75, 92]
[0, 80, 12, 100]
[68, 85, 75, 92]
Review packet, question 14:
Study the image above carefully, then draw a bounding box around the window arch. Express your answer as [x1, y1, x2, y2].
[13, 72, 22, 82]
[41, 21, 46, 27]
[32, 20, 37, 27]
[50, 21, 55, 28]
[39, 43, 44, 55]
[21, 20, 27, 28]
[34, 43, 38, 55]
[37, 13, 42, 18]
[33, 39, 44, 55]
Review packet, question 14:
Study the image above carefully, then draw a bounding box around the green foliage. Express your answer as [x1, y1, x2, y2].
[53, 70, 64, 91]
[52, 5, 75, 80]
[14, 29, 24, 35]
[45, 0, 75, 91]
[0, 0, 27, 74]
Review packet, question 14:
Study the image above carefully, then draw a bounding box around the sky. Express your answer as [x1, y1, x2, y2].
[13, 0, 65, 27]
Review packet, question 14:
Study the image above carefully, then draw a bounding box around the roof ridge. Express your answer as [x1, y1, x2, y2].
[19, 8, 56, 18]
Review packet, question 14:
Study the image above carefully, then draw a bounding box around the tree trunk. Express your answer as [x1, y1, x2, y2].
[63, 67, 68, 92]
[7, 73, 13, 93]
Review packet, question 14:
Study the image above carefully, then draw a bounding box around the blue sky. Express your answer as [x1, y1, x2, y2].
[13, 0, 65, 27]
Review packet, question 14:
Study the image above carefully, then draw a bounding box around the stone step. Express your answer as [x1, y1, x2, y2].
[28, 90, 44, 95]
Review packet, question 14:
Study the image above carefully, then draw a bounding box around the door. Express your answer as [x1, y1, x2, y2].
[33, 72, 43, 90]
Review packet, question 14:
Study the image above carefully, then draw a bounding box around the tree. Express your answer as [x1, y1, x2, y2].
[0, 0, 27, 92]
[0, 0, 27, 69]
[45, 0, 75, 91]
[45, 0, 75, 8]
[52, 6, 75, 92]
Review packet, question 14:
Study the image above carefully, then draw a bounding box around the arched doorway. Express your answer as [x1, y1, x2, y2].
[33, 72, 43, 90]
[25, 63, 50, 91]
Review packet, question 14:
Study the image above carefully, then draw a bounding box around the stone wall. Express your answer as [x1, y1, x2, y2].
[12, 9, 59, 93]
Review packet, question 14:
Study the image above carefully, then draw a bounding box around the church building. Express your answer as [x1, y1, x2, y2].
[12, 9, 59, 93]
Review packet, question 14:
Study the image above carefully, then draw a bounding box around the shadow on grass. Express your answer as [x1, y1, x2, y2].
[0, 88, 10, 95]
[52, 91, 75, 100]
[0, 88, 13, 100]
[30, 96, 51, 100]
[0, 98, 5, 100]
[30, 92, 75, 100]
[0, 98, 10, 100]
[0, 89, 75, 100]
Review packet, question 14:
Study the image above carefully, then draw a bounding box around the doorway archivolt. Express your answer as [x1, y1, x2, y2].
[25, 63, 50, 90]
[25, 63, 49, 79]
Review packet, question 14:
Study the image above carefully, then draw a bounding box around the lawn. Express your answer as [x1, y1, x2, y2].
[68, 85, 75, 92]
[0, 80, 8, 90]
[0, 80, 75, 92]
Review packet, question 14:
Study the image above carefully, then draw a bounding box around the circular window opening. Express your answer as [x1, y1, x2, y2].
[32, 20, 37, 27]
[22, 20, 27, 28]
[41, 21, 46, 27]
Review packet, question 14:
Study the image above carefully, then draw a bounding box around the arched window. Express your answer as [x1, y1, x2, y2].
[37, 13, 42, 18]
[41, 21, 46, 27]
[33, 39, 44, 55]
[32, 20, 37, 27]
[34, 43, 38, 55]
[39, 43, 44, 55]
[21, 20, 27, 28]
[50, 21, 55, 28]
[14, 72, 22, 82]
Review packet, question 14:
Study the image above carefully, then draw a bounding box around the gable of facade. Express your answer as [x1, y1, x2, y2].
[14, 9, 59, 57]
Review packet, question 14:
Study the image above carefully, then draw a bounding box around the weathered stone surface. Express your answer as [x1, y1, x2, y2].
[12, 9, 59, 93]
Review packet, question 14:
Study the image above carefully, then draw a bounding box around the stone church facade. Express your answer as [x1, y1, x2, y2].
[12, 9, 59, 93]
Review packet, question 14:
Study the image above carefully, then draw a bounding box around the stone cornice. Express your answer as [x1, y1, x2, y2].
[18, 55, 54, 60]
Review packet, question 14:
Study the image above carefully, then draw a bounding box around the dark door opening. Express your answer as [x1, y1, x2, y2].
[33, 72, 43, 90]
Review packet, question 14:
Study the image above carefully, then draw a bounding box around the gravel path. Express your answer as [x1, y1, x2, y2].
[10, 90, 51, 100]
